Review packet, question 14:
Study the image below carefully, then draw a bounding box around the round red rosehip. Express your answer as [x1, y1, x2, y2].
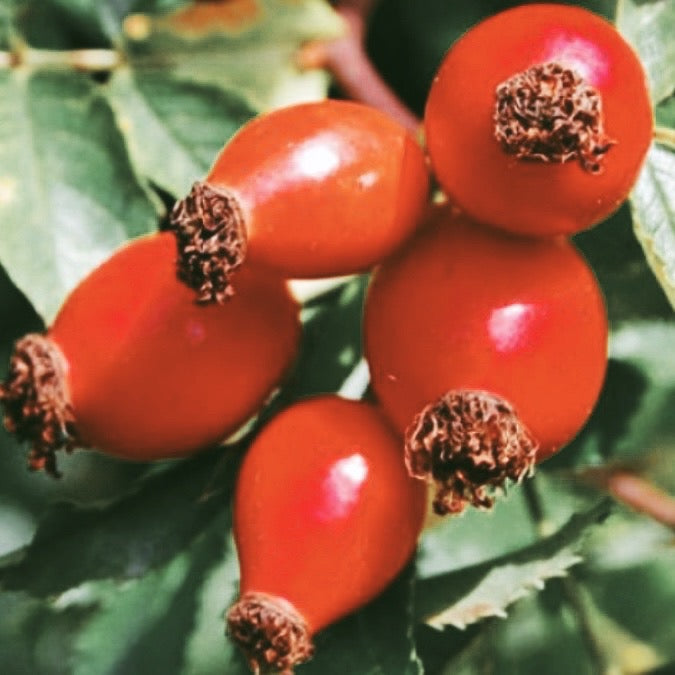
[0, 232, 300, 475]
[227, 395, 427, 673]
[165, 99, 430, 301]
[425, 4, 652, 236]
[364, 207, 608, 514]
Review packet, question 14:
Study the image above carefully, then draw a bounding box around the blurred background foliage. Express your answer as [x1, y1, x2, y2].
[0, 0, 673, 673]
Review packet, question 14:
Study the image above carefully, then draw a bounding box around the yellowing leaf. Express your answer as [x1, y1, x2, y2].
[125, 0, 344, 111]
[162, 0, 264, 36]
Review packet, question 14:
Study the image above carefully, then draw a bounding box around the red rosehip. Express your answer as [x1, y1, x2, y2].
[226, 395, 427, 673]
[363, 207, 608, 515]
[165, 99, 430, 301]
[424, 4, 652, 236]
[0, 232, 300, 475]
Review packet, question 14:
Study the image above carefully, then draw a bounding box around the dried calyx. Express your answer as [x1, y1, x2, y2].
[405, 389, 538, 515]
[163, 181, 247, 303]
[494, 61, 616, 173]
[227, 592, 314, 674]
[0, 334, 78, 477]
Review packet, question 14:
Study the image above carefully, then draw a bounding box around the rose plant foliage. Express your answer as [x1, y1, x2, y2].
[0, 0, 674, 674]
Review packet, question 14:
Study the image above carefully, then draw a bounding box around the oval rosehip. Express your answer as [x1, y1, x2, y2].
[165, 99, 430, 301]
[227, 395, 427, 673]
[363, 207, 608, 515]
[0, 232, 300, 475]
[424, 4, 652, 236]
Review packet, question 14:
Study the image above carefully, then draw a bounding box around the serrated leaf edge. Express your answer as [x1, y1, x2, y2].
[418, 500, 611, 631]
[425, 552, 584, 630]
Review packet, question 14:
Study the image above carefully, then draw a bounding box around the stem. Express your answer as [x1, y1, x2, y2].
[521, 477, 552, 537]
[297, 0, 421, 134]
[559, 575, 611, 674]
[522, 478, 611, 674]
[601, 470, 675, 530]
[0, 46, 122, 72]
[654, 125, 675, 150]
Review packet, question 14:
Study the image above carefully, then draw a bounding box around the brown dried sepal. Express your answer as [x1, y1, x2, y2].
[0, 334, 78, 477]
[494, 61, 616, 173]
[226, 592, 314, 674]
[164, 181, 247, 303]
[404, 390, 538, 516]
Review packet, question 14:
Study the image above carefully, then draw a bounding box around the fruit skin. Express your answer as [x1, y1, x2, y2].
[228, 395, 427, 672]
[205, 99, 430, 278]
[1, 232, 300, 470]
[364, 206, 608, 463]
[424, 3, 652, 236]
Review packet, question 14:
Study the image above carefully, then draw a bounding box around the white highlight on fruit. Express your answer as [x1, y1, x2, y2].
[318, 453, 368, 520]
[488, 302, 536, 353]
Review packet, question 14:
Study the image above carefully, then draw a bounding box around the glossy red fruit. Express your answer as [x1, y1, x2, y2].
[227, 395, 427, 673]
[166, 99, 430, 301]
[0, 232, 300, 475]
[364, 207, 608, 515]
[425, 4, 652, 236]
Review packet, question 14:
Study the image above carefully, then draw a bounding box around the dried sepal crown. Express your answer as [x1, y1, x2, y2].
[164, 181, 247, 303]
[405, 389, 538, 515]
[0, 334, 78, 477]
[494, 61, 616, 173]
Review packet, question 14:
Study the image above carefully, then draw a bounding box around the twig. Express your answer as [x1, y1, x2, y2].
[297, 0, 421, 134]
[600, 470, 675, 530]
[0, 46, 122, 72]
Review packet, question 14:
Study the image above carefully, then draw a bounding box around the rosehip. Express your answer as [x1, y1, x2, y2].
[0, 232, 300, 475]
[424, 4, 652, 236]
[363, 207, 608, 515]
[226, 395, 427, 673]
[165, 99, 430, 301]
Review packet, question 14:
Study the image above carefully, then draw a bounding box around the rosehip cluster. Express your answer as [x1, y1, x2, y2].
[364, 2, 650, 518]
[0, 99, 429, 474]
[0, 98, 430, 672]
[0, 3, 652, 673]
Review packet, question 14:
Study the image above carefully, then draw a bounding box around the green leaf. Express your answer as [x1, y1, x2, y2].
[616, 0, 675, 104]
[586, 553, 675, 662]
[0, 450, 235, 596]
[630, 143, 675, 311]
[105, 67, 256, 197]
[17, 0, 112, 49]
[585, 506, 674, 572]
[656, 95, 675, 130]
[71, 519, 229, 675]
[581, 321, 675, 468]
[546, 319, 675, 471]
[283, 276, 367, 401]
[449, 590, 596, 675]
[418, 491, 536, 580]
[574, 205, 672, 323]
[181, 536, 245, 675]
[0, 0, 11, 49]
[0, 69, 158, 323]
[575, 584, 666, 673]
[16, 0, 183, 46]
[0, 591, 94, 674]
[127, 0, 343, 111]
[416, 500, 611, 630]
